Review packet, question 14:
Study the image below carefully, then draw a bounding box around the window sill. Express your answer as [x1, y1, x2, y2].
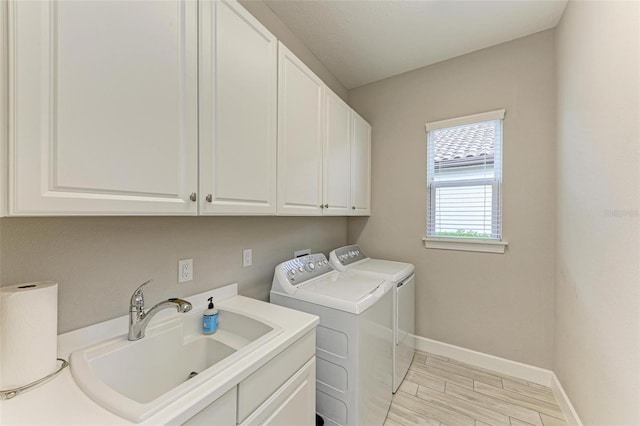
[422, 237, 508, 254]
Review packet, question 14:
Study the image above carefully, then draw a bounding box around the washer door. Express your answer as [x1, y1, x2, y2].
[297, 272, 390, 314]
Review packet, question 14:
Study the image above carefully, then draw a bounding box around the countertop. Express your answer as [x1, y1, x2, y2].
[0, 284, 318, 425]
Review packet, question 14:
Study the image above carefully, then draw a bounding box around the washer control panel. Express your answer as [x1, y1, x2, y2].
[280, 253, 333, 285]
[333, 245, 368, 266]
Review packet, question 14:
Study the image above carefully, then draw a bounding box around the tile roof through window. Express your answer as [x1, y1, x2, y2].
[433, 121, 495, 163]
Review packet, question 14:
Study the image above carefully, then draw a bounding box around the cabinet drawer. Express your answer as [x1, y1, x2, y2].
[237, 330, 315, 423]
[240, 357, 315, 426]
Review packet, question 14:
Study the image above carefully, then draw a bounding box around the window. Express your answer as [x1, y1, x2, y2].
[424, 110, 508, 253]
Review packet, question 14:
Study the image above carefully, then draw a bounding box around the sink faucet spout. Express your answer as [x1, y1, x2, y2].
[128, 280, 192, 341]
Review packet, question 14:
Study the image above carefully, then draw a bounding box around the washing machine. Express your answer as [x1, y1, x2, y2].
[329, 245, 415, 393]
[270, 253, 393, 426]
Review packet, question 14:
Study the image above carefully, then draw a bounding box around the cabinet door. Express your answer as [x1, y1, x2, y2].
[323, 91, 351, 216]
[199, 0, 277, 215]
[182, 386, 236, 426]
[351, 112, 372, 216]
[277, 42, 324, 215]
[8, 0, 198, 215]
[1, 1, 6, 217]
[240, 357, 316, 426]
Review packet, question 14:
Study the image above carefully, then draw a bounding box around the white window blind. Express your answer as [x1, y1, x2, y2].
[426, 110, 504, 241]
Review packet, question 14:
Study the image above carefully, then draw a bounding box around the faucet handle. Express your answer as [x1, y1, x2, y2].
[131, 279, 153, 310]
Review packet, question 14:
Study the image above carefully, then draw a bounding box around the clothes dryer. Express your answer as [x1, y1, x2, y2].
[329, 245, 415, 393]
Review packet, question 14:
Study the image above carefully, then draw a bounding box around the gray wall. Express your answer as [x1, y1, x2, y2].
[0, 216, 346, 333]
[0, 0, 349, 334]
[555, 1, 640, 424]
[348, 30, 557, 369]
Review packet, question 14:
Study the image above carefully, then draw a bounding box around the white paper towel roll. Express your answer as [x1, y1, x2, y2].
[0, 281, 58, 389]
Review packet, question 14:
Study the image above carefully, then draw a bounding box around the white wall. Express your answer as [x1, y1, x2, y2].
[348, 30, 557, 368]
[555, 1, 640, 424]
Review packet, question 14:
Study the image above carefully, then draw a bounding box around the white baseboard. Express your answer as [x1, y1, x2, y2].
[413, 334, 552, 385]
[413, 335, 583, 426]
[550, 372, 583, 426]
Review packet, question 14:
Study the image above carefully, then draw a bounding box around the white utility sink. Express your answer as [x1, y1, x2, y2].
[70, 308, 282, 422]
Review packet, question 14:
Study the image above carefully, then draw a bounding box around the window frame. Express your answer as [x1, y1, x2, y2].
[424, 109, 508, 254]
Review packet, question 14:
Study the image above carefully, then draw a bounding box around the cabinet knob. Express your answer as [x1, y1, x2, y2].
[206, 194, 212, 203]
[352, 206, 356, 210]
[325, 204, 329, 208]
[189, 193, 197, 202]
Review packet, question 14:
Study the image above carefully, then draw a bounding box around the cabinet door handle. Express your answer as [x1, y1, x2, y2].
[206, 194, 212, 203]
[189, 193, 197, 202]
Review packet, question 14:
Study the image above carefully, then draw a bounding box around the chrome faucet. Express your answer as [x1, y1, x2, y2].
[128, 280, 192, 341]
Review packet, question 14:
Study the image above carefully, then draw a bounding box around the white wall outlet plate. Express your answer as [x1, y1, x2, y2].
[178, 259, 193, 283]
[243, 249, 252, 267]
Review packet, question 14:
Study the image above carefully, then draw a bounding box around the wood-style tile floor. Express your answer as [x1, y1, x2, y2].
[385, 351, 568, 426]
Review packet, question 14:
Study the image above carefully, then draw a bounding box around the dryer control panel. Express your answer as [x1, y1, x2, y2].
[278, 253, 334, 287]
[332, 245, 368, 266]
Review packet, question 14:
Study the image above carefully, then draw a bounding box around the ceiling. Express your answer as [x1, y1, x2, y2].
[264, 0, 568, 89]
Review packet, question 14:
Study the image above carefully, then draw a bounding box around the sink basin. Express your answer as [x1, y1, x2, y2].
[70, 308, 282, 422]
[89, 330, 236, 404]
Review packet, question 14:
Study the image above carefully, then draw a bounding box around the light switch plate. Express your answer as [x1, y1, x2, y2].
[243, 249, 252, 267]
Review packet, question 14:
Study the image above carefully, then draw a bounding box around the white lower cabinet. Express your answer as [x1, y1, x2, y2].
[183, 387, 237, 426]
[240, 358, 315, 426]
[182, 330, 316, 426]
[238, 330, 316, 424]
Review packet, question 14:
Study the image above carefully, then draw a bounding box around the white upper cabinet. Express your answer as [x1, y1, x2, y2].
[6, 0, 370, 217]
[277, 42, 324, 215]
[351, 112, 372, 216]
[1, 1, 6, 217]
[199, 0, 277, 215]
[323, 91, 352, 216]
[8, 0, 198, 215]
[277, 43, 371, 217]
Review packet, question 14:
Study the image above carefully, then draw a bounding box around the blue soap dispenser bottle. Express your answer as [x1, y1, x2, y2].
[202, 297, 218, 335]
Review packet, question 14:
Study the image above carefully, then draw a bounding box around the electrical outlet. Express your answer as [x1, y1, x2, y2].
[178, 259, 193, 283]
[243, 249, 252, 267]
[294, 248, 311, 258]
